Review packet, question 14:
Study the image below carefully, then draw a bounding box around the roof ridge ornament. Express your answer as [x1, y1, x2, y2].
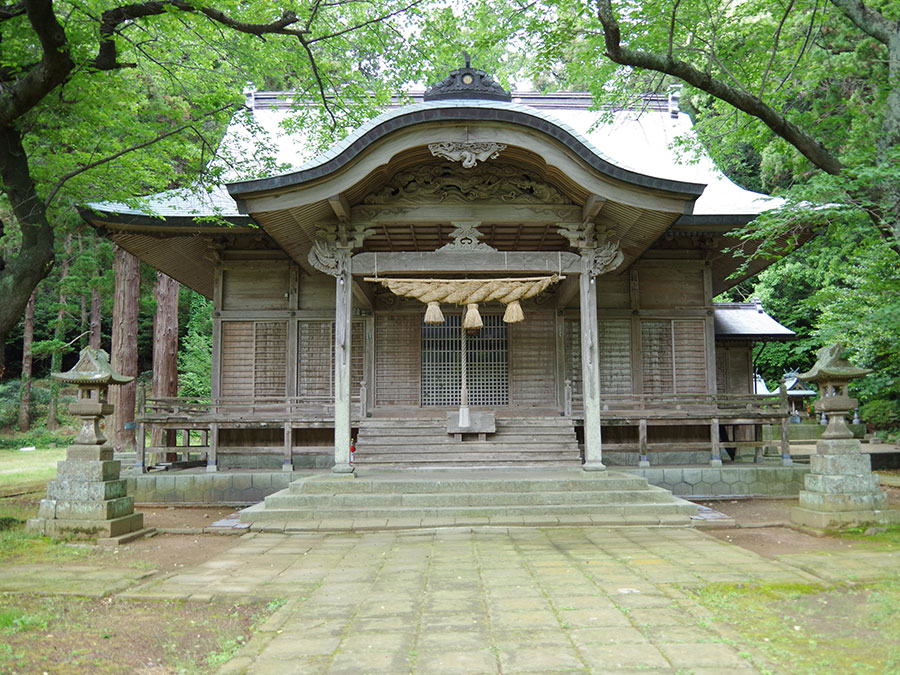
[423, 56, 512, 102]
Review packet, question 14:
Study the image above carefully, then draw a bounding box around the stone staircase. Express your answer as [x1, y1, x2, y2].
[354, 414, 581, 468]
[239, 469, 699, 530]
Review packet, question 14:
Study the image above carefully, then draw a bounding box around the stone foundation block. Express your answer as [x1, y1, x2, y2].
[811, 454, 872, 475]
[33, 512, 144, 538]
[46, 479, 126, 502]
[804, 473, 881, 494]
[815, 438, 863, 455]
[65, 445, 114, 462]
[38, 496, 135, 521]
[798, 490, 887, 512]
[56, 459, 121, 482]
[792, 506, 900, 529]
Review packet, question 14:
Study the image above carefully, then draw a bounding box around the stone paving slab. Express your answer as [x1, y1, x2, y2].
[92, 525, 897, 674]
[121, 527, 804, 673]
[0, 564, 156, 597]
[777, 548, 900, 584]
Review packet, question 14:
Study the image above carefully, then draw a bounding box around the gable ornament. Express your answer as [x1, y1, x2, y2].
[428, 142, 506, 169]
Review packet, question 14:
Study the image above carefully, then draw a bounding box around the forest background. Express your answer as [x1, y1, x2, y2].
[2, 0, 898, 440]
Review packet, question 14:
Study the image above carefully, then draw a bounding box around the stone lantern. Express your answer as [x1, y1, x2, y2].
[27, 348, 150, 543]
[791, 344, 899, 529]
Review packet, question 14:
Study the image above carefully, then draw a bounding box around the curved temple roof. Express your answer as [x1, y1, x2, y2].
[226, 99, 707, 203]
[80, 80, 785, 298]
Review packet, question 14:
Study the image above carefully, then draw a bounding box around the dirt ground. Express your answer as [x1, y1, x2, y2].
[700, 482, 900, 558]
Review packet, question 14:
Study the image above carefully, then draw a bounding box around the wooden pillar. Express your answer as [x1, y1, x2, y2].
[638, 418, 649, 467]
[332, 266, 354, 473]
[710, 418, 723, 466]
[283, 422, 293, 472]
[580, 271, 605, 471]
[207, 422, 218, 472]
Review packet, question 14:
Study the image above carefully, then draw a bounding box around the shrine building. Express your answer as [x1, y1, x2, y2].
[81, 64, 796, 477]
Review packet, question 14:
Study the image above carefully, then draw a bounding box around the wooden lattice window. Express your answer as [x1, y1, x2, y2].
[422, 315, 509, 406]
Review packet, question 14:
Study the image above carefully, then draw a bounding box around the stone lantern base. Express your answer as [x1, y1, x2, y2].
[791, 437, 900, 530]
[26, 443, 149, 543]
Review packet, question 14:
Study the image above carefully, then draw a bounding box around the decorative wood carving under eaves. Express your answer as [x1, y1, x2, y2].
[428, 142, 506, 168]
[362, 163, 573, 207]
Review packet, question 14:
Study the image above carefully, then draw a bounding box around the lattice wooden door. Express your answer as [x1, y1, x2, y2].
[421, 315, 509, 406]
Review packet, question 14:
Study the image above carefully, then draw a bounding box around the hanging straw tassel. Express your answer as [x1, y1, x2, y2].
[424, 301, 445, 324]
[463, 303, 483, 331]
[503, 299, 525, 323]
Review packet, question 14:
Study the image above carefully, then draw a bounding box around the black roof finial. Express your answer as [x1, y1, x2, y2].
[423, 56, 511, 102]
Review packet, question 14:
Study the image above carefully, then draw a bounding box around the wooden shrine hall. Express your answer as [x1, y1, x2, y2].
[81, 64, 796, 475]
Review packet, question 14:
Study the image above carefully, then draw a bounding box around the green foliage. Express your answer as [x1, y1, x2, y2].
[859, 400, 900, 430]
[178, 292, 214, 398]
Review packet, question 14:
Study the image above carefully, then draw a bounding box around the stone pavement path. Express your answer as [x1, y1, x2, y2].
[123, 526, 833, 674]
[0, 564, 155, 597]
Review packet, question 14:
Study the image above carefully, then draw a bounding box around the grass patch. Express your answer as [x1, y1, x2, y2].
[0, 527, 95, 563]
[0, 595, 279, 674]
[692, 580, 900, 673]
[835, 523, 900, 547]
[0, 446, 66, 491]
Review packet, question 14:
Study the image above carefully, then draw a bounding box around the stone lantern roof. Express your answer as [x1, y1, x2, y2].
[798, 344, 871, 383]
[51, 347, 132, 387]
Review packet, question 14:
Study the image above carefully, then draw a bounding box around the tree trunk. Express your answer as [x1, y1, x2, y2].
[78, 233, 88, 349]
[17, 291, 36, 431]
[0, 126, 56, 360]
[109, 246, 140, 452]
[151, 272, 179, 450]
[89, 287, 102, 349]
[47, 232, 73, 432]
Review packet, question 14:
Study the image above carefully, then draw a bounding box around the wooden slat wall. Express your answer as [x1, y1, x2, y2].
[564, 319, 583, 409]
[222, 265, 290, 310]
[641, 321, 674, 394]
[298, 321, 332, 398]
[673, 320, 707, 394]
[599, 320, 633, 394]
[297, 320, 366, 399]
[351, 321, 365, 396]
[716, 344, 752, 394]
[221, 322, 254, 398]
[375, 314, 420, 406]
[254, 321, 287, 397]
[716, 350, 728, 395]
[510, 311, 556, 407]
[636, 263, 705, 308]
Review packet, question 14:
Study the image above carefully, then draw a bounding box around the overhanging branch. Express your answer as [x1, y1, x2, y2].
[43, 102, 237, 206]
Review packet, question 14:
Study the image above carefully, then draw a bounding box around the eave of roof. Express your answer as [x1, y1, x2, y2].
[226, 100, 707, 201]
[714, 303, 795, 341]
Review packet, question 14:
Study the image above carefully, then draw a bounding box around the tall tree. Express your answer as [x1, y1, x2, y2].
[0, 0, 431, 373]
[17, 291, 36, 431]
[151, 272, 179, 449]
[109, 246, 140, 451]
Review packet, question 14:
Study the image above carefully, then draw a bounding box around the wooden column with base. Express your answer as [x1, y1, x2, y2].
[579, 269, 605, 471]
[333, 265, 354, 474]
